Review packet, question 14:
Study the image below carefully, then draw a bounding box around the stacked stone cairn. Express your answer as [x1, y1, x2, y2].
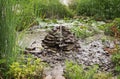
[41, 26, 80, 53]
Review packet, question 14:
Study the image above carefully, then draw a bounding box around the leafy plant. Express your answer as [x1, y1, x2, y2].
[113, 18, 120, 30]
[93, 72, 112, 79]
[9, 54, 46, 79]
[111, 47, 120, 73]
[104, 23, 114, 36]
[112, 52, 120, 71]
[65, 61, 98, 79]
[70, 26, 94, 38]
[104, 18, 120, 37]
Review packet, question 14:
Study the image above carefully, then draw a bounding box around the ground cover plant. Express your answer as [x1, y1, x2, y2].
[65, 61, 98, 79]
[70, 26, 94, 38]
[9, 54, 45, 79]
[65, 61, 113, 79]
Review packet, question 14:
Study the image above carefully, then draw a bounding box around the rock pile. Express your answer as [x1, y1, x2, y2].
[76, 40, 113, 71]
[41, 26, 80, 53]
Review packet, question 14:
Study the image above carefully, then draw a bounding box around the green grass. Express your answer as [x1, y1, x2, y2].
[0, 0, 18, 78]
[15, 0, 37, 31]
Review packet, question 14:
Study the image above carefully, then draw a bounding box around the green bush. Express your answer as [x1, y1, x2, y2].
[112, 52, 120, 73]
[65, 61, 98, 79]
[69, 0, 120, 19]
[113, 18, 120, 30]
[9, 55, 45, 79]
[104, 23, 114, 36]
[112, 48, 120, 73]
[104, 18, 120, 36]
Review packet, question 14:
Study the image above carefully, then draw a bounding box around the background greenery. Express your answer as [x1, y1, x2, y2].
[69, 0, 120, 20]
[16, 0, 73, 31]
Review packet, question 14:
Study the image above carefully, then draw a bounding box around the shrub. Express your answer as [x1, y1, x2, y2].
[65, 61, 98, 79]
[9, 55, 46, 79]
[69, 0, 120, 19]
[112, 52, 120, 73]
[113, 18, 120, 30]
[112, 48, 120, 73]
[104, 18, 120, 36]
[104, 23, 114, 36]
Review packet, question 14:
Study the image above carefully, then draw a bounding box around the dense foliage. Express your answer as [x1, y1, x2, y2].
[69, 0, 120, 19]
